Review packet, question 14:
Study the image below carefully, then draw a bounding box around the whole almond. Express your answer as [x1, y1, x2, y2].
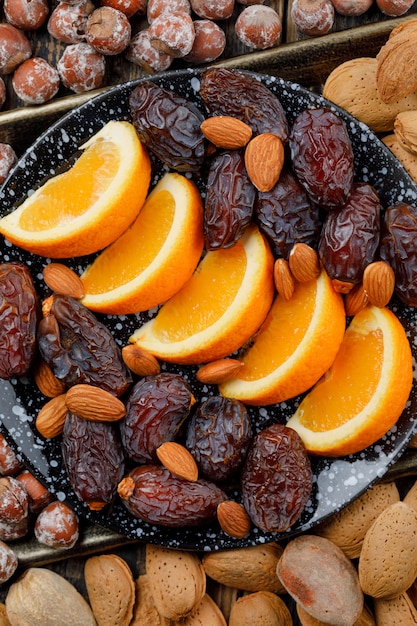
[217, 500, 251, 539]
[196, 358, 243, 385]
[274, 258, 295, 300]
[344, 282, 369, 316]
[383, 132, 417, 183]
[376, 30, 417, 103]
[35, 394, 68, 438]
[374, 592, 417, 625]
[362, 260, 395, 307]
[65, 384, 126, 422]
[121, 344, 160, 376]
[42, 263, 85, 299]
[288, 243, 321, 283]
[394, 109, 417, 154]
[130, 575, 172, 626]
[244, 133, 284, 192]
[180, 593, 227, 626]
[84, 554, 135, 626]
[229, 591, 292, 626]
[33, 360, 66, 398]
[201, 116, 252, 149]
[156, 441, 198, 482]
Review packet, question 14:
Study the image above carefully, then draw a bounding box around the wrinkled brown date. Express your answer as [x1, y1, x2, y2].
[204, 150, 255, 250]
[118, 465, 227, 527]
[62, 413, 125, 511]
[0, 262, 40, 379]
[185, 396, 252, 483]
[37, 295, 131, 397]
[255, 167, 322, 259]
[241, 423, 313, 533]
[289, 108, 354, 209]
[380, 202, 417, 306]
[318, 182, 381, 285]
[129, 81, 206, 172]
[200, 68, 289, 144]
[119, 373, 194, 464]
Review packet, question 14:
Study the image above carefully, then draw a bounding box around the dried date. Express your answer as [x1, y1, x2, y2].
[204, 150, 255, 250]
[129, 81, 206, 172]
[0, 262, 40, 379]
[379, 202, 417, 306]
[117, 465, 227, 527]
[185, 396, 252, 482]
[241, 423, 313, 533]
[289, 107, 354, 209]
[318, 182, 381, 286]
[119, 373, 195, 464]
[199, 68, 289, 143]
[37, 294, 131, 396]
[62, 412, 125, 511]
[255, 167, 322, 259]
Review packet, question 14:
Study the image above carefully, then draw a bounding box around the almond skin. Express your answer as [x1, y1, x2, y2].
[65, 384, 126, 422]
[274, 258, 295, 300]
[156, 441, 198, 482]
[289, 243, 321, 283]
[42, 263, 85, 299]
[33, 359, 66, 398]
[201, 116, 252, 149]
[196, 358, 243, 385]
[35, 394, 68, 438]
[362, 260, 395, 307]
[121, 344, 160, 377]
[217, 501, 251, 539]
[344, 282, 369, 316]
[244, 133, 285, 192]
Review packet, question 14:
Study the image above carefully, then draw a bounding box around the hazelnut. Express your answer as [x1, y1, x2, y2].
[376, 0, 415, 14]
[0, 517, 30, 542]
[0, 433, 22, 476]
[147, 0, 191, 22]
[235, 5, 282, 50]
[47, 0, 95, 44]
[0, 476, 28, 525]
[291, 0, 335, 36]
[330, 0, 373, 15]
[101, 0, 148, 16]
[57, 43, 106, 93]
[0, 77, 6, 110]
[12, 57, 61, 105]
[4, 0, 49, 31]
[125, 29, 173, 73]
[0, 23, 32, 75]
[34, 501, 79, 549]
[148, 10, 196, 57]
[86, 6, 132, 55]
[183, 19, 226, 64]
[16, 470, 53, 515]
[0, 540, 18, 584]
[190, 0, 235, 20]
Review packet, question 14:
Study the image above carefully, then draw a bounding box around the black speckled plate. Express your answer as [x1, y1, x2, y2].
[1, 69, 417, 551]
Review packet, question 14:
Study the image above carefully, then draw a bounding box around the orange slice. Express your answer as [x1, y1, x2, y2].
[0, 121, 151, 258]
[219, 269, 346, 405]
[79, 173, 204, 315]
[130, 224, 275, 365]
[286, 305, 413, 457]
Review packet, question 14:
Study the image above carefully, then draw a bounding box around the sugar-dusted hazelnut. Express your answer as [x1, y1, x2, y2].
[101, 0, 148, 17]
[291, 0, 335, 36]
[183, 19, 226, 64]
[16, 470, 53, 515]
[0, 23, 32, 75]
[0, 145, 15, 185]
[331, 0, 373, 15]
[4, 0, 49, 31]
[34, 501, 79, 549]
[125, 28, 173, 72]
[12, 57, 60, 105]
[148, 10, 195, 57]
[235, 5, 282, 49]
[0, 476, 28, 525]
[57, 43, 106, 93]
[47, 0, 95, 44]
[236, 0, 265, 3]
[0, 78, 6, 110]
[190, 0, 235, 19]
[0, 434, 22, 476]
[376, 0, 415, 15]
[86, 6, 131, 55]
[0, 517, 30, 541]
[147, 0, 191, 22]
[0, 540, 18, 584]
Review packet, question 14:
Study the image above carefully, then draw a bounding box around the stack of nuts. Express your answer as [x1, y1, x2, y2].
[323, 17, 417, 187]
[3, 475, 417, 622]
[0, 433, 80, 586]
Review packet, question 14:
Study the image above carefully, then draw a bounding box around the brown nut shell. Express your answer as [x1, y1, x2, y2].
[85, 554, 135, 626]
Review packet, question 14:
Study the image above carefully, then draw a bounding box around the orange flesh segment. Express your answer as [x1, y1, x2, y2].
[20, 139, 120, 231]
[238, 281, 317, 379]
[298, 328, 383, 431]
[81, 190, 176, 292]
[151, 241, 247, 341]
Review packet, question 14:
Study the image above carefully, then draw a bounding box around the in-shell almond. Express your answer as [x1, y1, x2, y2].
[244, 133, 284, 192]
[362, 260, 395, 308]
[179, 594, 227, 626]
[201, 116, 252, 149]
[374, 592, 417, 625]
[65, 384, 126, 422]
[394, 109, 417, 154]
[130, 575, 171, 626]
[229, 591, 292, 626]
[84, 554, 135, 626]
[42, 262, 85, 299]
[383, 132, 417, 183]
[35, 393, 68, 438]
[156, 441, 198, 482]
[376, 30, 417, 103]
